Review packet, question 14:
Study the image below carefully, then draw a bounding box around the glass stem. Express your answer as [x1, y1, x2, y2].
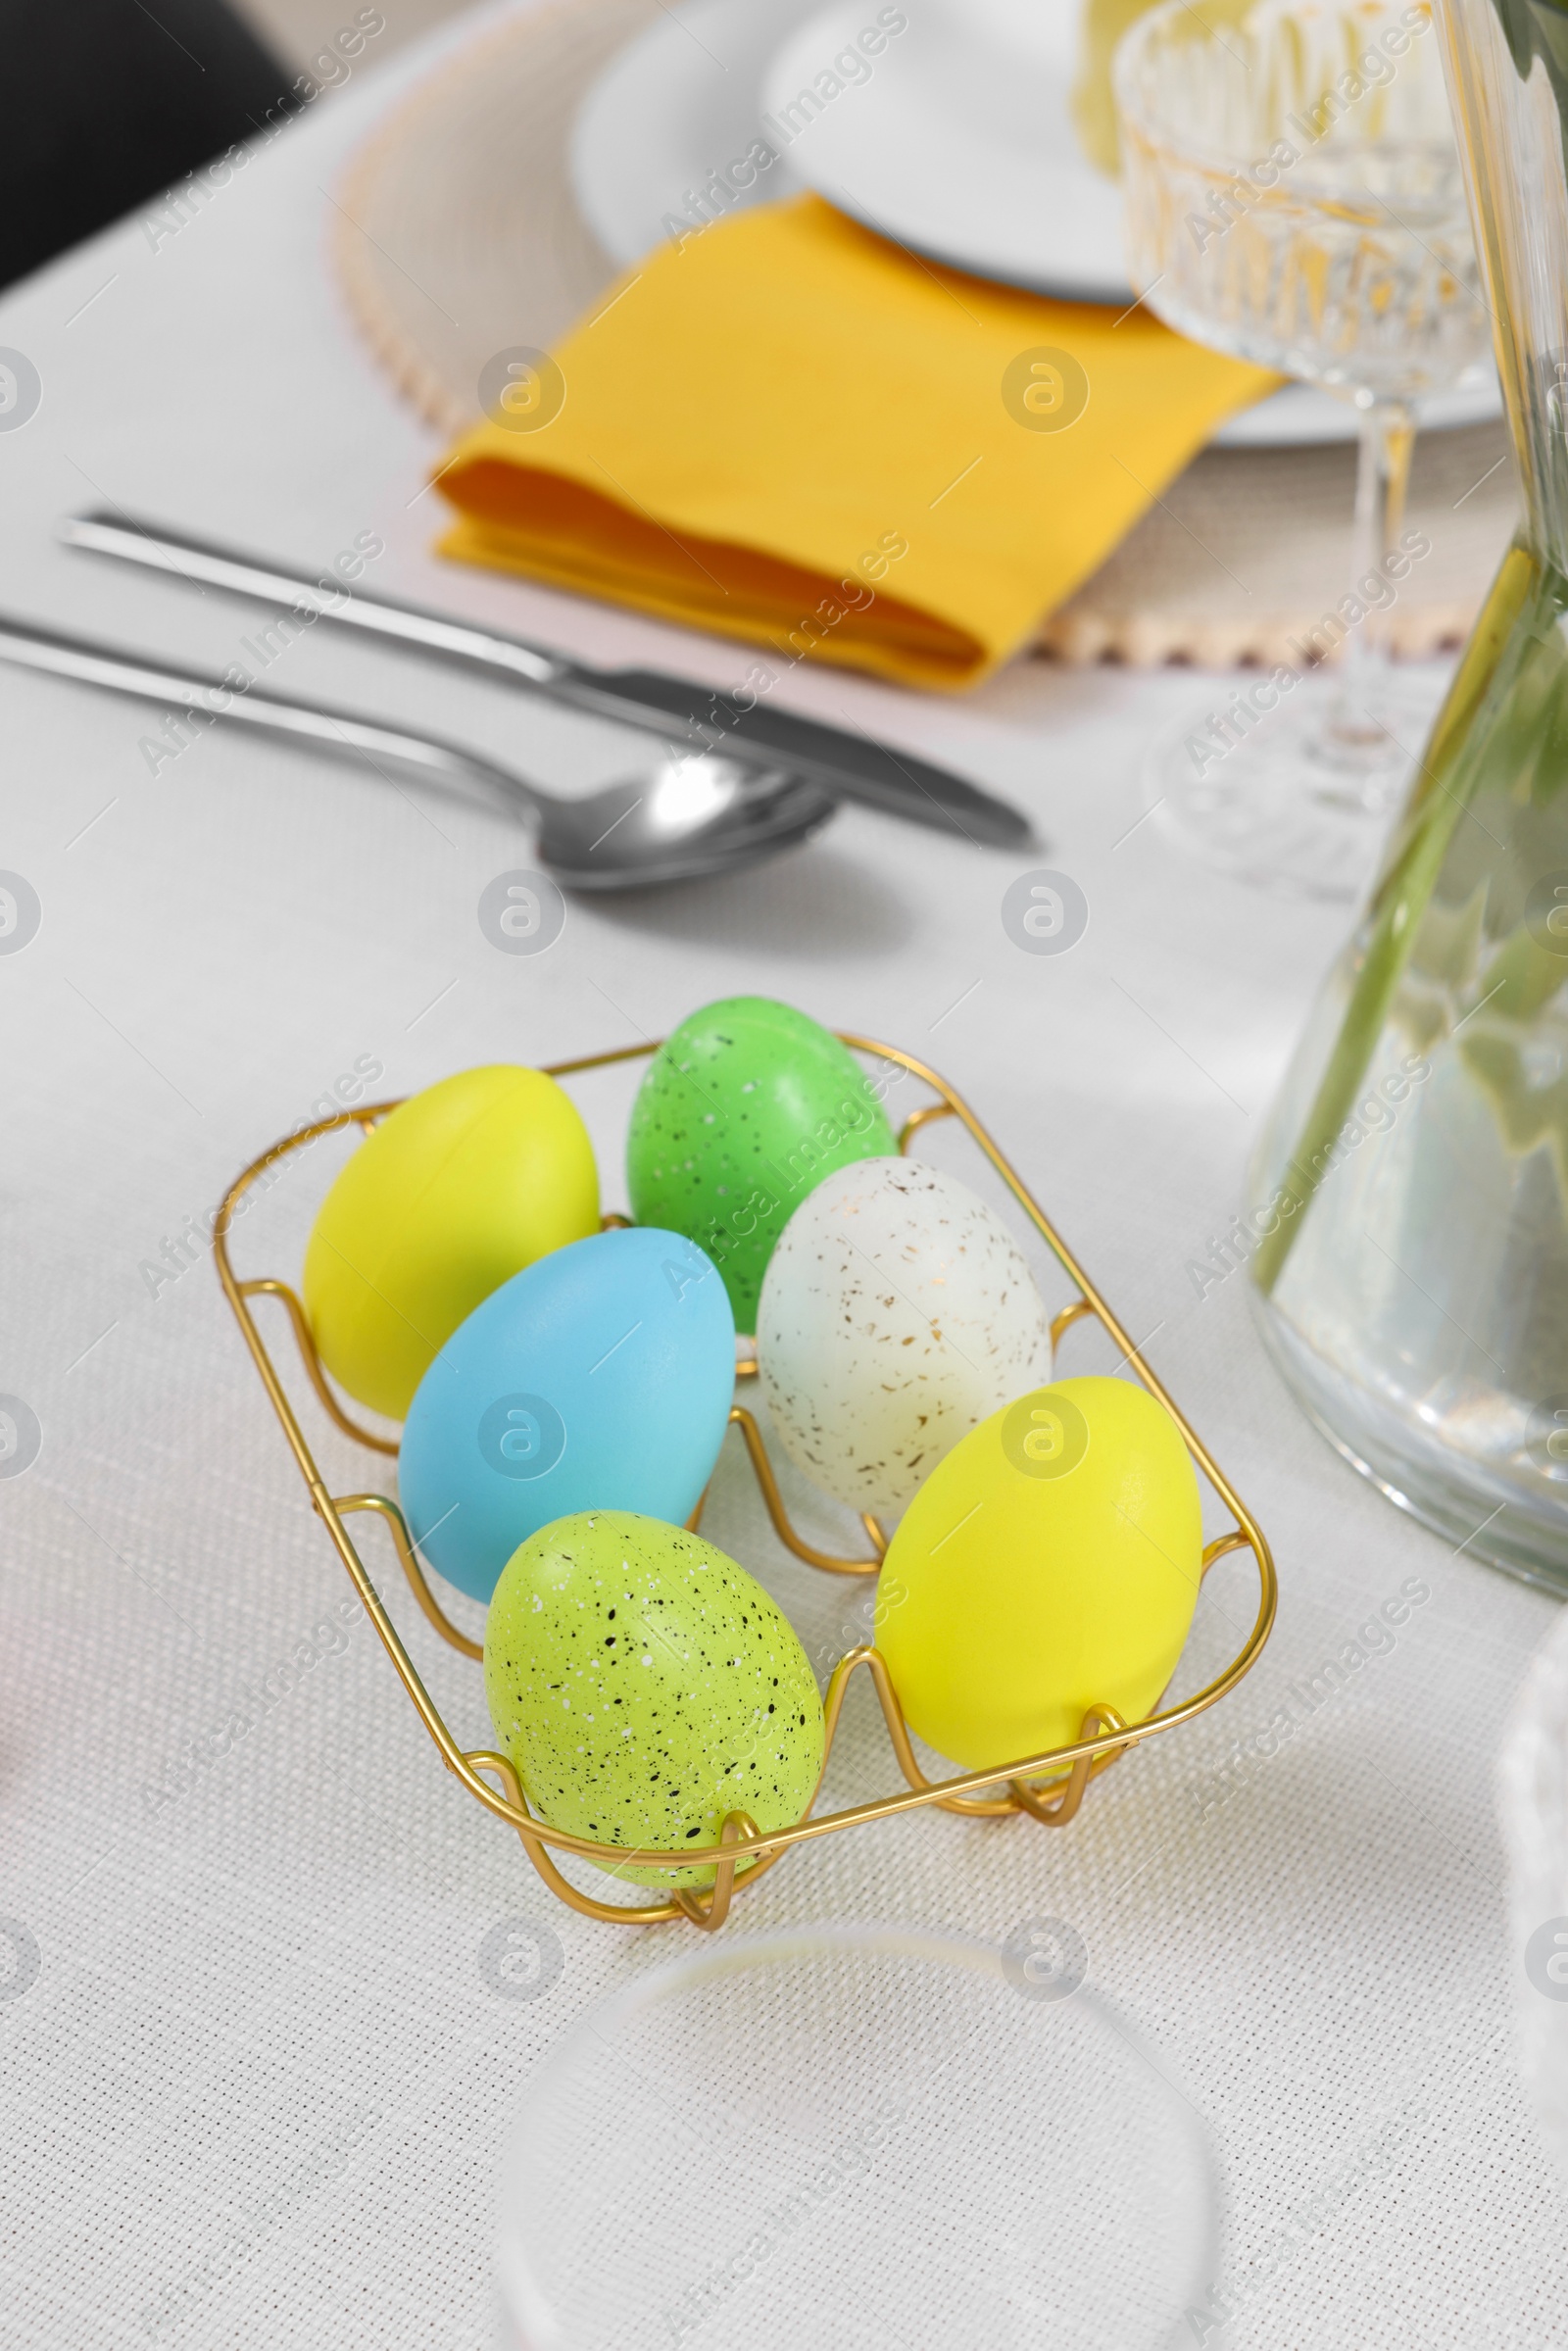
[1333, 395, 1416, 731]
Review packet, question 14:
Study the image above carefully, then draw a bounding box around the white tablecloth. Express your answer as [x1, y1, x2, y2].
[2, 8, 1563, 2343]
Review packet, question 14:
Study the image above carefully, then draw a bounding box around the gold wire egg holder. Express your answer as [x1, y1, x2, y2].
[215, 1033, 1277, 1933]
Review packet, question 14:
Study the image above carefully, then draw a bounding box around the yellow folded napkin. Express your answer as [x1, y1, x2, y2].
[435, 194, 1278, 691]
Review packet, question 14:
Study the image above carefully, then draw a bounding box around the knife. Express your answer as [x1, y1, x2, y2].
[62, 511, 1032, 848]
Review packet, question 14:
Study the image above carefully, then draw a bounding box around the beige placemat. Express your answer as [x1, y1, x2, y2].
[332, 0, 1517, 666]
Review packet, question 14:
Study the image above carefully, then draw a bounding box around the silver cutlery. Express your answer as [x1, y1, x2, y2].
[0, 614, 835, 890]
[62, 511, 1032, 848]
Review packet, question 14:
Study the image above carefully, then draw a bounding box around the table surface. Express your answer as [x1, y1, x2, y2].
[2, 6, 1563, 2344]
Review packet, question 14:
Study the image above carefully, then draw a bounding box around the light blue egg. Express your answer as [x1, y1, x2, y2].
[397, 1227, 735, 1602]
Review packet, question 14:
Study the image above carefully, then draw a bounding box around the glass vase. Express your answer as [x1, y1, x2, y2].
[1246, 0, 1568, 1590]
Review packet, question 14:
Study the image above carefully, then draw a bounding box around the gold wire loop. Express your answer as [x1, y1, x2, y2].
[1201, 1530, 1253, 1574]
[239, 1278, 399, 1456]
[336, 1493, 482, 1660]
[898, 1101, 957, 1148]
[466, 1750, 688, 1925]
[211, 1042, 1278, 1929]
[725, 1404, 882, 1576]
[1008, 1706, 1128, 1827]
[820, 1650, 1130, 1822]
[673, 1812, 768, 1931]
[1049, 1298, 1100, 1362]
[817, 1644, 1022, 1819]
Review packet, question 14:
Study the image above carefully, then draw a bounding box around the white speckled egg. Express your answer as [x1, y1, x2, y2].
[756, 1158, 1051, 1517]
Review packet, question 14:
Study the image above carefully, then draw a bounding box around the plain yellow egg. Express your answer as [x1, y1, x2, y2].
[875, 1375, 1203, 1773]
[303, 1065, 599, 1419]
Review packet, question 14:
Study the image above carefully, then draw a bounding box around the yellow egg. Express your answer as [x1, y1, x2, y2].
[875, 1376, 1202, 1772]
[303, 1065, 599, 1419]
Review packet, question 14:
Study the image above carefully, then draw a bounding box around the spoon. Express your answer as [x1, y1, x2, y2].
[0, 614, 835, 890]
[61, 510, 1034, 847]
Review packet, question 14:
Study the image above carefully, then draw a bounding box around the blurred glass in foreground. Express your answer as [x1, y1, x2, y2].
[494, 1925, 1215, 2349]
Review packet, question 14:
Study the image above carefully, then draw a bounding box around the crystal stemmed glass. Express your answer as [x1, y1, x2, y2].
[1114, 0, 1495, 899]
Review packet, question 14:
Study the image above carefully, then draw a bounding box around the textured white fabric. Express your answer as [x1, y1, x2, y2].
[1, 7, 1565, 2343]
[1499, 1600, 1568, 2196]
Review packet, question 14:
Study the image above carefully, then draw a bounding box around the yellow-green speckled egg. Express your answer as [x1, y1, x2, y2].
[483, 1510, 824, 1887]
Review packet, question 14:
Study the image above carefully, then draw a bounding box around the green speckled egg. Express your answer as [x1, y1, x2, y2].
[483, 1510, 824, 1887]
[625, 996, 898, 1332]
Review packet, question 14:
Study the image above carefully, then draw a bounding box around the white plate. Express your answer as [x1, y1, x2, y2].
[569, 0, 815, 265]
[569, 0, 1501, 448]
[765, 0, 1128, 301]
